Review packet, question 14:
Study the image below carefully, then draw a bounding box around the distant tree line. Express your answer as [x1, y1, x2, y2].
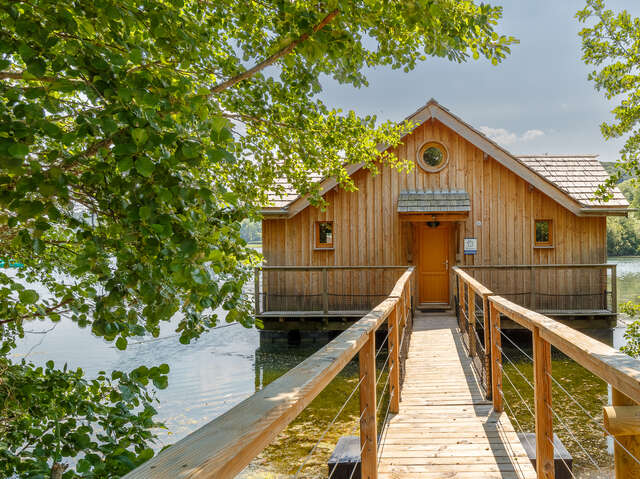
[240, 219, 262, 243]
[607, 176, 640, 256]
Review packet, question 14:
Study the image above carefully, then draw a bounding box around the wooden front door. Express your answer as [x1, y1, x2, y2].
[417, 224, 450, 305]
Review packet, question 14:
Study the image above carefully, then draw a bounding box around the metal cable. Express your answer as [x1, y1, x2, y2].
[499, 390, 536, 478]
[327, 407, 368, 479]
[545, 402, 603, 474]
[497, 346, 535, 390]
[295, 373, 367, 478]
[543, 434, 579, 479]
[376, 371, 392, 412]
[376, 346, 393, 386]
[377, 387, 395, 467]
[547, 371, 640, 469]
[499, 328, 534, 362]
[347, 440, 367, 479]
[498, 364, 535, 418]
[375, 326, 392, 358]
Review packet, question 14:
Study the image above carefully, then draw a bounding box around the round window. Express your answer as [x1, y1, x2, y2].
[417, 141, 448, 172]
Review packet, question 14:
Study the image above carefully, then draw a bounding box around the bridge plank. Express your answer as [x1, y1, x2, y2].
[378, 313, 537, 479]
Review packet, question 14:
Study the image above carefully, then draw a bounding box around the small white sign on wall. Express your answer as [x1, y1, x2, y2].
[464, 238, 477, 255]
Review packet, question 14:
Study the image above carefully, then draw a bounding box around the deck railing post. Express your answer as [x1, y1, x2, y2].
[490, 301, 503, 413]
[533, 327, 554, 479]
[389, 305, 400, 414]
[359, 330, 378, 479]
[612, 264, 618, 313]
[322, 267, 329, 314]
[254, 267, 260, 315]
[458, 277, 465, 320]
[468, 289, 476, 357]
[610, 388, 640, 479]
[530, 266, 536, 310]
[483, 295, 492, 400]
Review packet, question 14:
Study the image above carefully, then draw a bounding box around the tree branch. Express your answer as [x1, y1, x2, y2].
[0, 71, 83, 84]
[210, 8, 339, 95]
[0, 298, 74, 326]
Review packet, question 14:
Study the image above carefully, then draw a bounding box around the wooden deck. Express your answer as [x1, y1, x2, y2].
[378, 312, 537, 479]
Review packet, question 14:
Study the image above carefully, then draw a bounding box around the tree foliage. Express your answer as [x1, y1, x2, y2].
[578, 0, 640, 356]
[578, 0, 640, 195]
[607, 179, 640, 256]
[0, 0, 515, 476]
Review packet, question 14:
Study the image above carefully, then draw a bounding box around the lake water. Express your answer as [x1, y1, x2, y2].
[10, 257, 640, 478]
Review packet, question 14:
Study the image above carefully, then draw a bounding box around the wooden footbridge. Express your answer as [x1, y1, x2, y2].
[125, 266, 640, 479]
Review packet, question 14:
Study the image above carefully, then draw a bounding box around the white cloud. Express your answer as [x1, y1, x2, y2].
[479, 126, 545, 147]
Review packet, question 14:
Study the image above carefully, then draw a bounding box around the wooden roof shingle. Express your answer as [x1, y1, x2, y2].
[517, 155, 628, 207]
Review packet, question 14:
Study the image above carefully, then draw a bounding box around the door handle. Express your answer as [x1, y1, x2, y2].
[444, 259, 449, 271]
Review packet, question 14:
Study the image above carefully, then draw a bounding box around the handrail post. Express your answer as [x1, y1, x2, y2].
[468, 289, 476, 357]
[458, 277, 465, 320]
[359, 330, 378, 479]
[483, 294, 492, 400]
[490, 301, 503, 413]
[612, 264, 618, 313]
[530, 266, 536, 310]
[322, 267, 329, 314]
[533, 326, 554, 479]
[254, 267, 260, 315]
[611, 388, 640, 478]
[389, 305, 400, 414]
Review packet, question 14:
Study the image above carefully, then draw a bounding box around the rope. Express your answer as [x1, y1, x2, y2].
[295, 373, 367, 478]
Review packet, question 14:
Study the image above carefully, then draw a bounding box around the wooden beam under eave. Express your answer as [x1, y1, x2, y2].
[398, 213, 469, 222]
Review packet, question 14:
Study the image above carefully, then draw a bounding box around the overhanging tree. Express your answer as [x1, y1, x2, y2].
[0, 0, 515, 476]
[578, 0, 640, 355]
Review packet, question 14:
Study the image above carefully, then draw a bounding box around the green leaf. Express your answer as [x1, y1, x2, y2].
[116, 337, 128, 350]
[132, 128, 148, 145]
[8, 143, 29, 158]
[19, 289, 39, 304]
[135, 158, 154, 177]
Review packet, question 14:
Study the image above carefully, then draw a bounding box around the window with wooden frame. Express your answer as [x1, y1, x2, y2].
[314, 221, 334, 249]
[534, 219, 553, 247]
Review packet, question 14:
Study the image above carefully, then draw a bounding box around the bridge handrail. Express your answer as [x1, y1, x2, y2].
[124, 266, 415, 479]
[454, 266, 640, 478]
[489, 295, 640, 404]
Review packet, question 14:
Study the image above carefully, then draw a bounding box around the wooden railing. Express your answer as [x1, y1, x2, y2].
[461, 263, 617, 313]
[254, 265, 410, 315]
[454, 266, 640, 479]
[124, 267, 414, 479]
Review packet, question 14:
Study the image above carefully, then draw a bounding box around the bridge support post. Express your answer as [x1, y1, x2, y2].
[389, 306, 400, 414]
[533, 327, 554, 479]
[490, 301, 503, 413]
[610, 388, 640, 479]
[359, 330, 377, 479]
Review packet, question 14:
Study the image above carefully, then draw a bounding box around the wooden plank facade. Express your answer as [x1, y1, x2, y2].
[260, 101, 626, 315]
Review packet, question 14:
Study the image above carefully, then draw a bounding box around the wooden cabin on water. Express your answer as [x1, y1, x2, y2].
[257, 99, 629, 331]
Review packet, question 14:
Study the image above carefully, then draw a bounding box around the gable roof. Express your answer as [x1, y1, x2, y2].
[263, 99, 628, 217]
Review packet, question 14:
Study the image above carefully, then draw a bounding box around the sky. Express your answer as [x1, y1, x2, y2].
[318, 0, 640, 162]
